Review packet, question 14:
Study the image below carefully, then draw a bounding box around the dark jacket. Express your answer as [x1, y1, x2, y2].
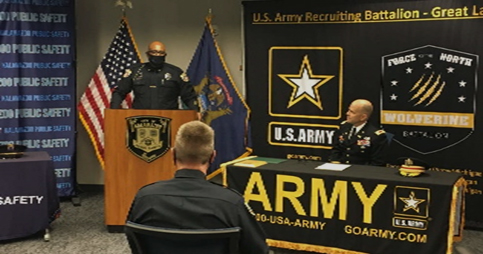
[329, 121, 388, 166]
[127, 169, 269, 254]
[110, 63, 199, 110]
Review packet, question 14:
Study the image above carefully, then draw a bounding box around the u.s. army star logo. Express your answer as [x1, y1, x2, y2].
[393, 186, 430, 230]
[278, 55, 334, 110]
[268, 46, 343, 120]
[126, 116, 171, 163]
[399, 191, 425, 213]
[394, 186, 430, 218]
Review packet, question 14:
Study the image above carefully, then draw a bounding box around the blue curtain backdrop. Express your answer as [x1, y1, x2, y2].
[0, 1, 76, 197]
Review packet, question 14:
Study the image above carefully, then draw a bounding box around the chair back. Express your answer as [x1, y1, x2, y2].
[385, 131, 394, 145]
[125, 221, 241, 254]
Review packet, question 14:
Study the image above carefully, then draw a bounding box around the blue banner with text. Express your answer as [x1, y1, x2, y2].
[0, 0, 76, 197]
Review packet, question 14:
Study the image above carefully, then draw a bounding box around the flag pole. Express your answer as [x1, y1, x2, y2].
[206, 9, 218, 36]
[206, 9, 213, 24]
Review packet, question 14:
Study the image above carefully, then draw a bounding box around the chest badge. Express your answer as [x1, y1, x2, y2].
[357, 137, 371, 148]
[164, 72, 172, 80]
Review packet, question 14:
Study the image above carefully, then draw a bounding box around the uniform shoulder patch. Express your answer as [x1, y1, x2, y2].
[180, 72, 189, 82]
[375, 130, 386, 135]
[123, 69, 132, 78]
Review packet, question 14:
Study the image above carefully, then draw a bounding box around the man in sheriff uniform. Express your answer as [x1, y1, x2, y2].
[127, 121, 269, 254]
[329, 99, 388, 166]
[110, 41, 199, 112]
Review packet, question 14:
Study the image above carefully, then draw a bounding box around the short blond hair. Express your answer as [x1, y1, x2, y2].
[174, 121, 214, 164]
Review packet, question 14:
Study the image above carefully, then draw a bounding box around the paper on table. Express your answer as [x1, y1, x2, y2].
[233, 160, 268, 168]
[315, 163, 351, 171]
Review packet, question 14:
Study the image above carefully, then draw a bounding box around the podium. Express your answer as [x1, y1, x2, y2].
[104, 109, 197, 229]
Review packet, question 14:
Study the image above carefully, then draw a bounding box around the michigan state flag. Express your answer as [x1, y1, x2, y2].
[187, 17, 251, 174]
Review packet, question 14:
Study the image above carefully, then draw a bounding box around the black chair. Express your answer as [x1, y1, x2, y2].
[385, 131, 394, 145]
[125, 221, 241, 254]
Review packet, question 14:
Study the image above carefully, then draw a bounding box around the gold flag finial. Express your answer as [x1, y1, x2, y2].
[206, 9, 214, 24]
[205, 9, 218, 36]
[115, 0, 133, 17]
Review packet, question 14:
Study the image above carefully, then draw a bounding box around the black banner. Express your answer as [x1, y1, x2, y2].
[244, 0, 483, 226]
[227, 161, 464, 254]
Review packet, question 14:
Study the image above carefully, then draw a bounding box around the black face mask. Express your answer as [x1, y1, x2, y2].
[148, 55, 165, 68]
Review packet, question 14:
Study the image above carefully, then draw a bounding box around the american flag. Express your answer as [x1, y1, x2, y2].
[78, 17, 141, 167]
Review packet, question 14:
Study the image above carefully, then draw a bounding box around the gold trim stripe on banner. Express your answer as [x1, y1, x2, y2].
[267, 239, 368, 254]
[449, 177, 467, 248]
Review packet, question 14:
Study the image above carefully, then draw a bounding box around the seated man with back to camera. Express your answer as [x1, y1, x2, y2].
[126, 120, 269, 254]
[329, 99, 388, 166]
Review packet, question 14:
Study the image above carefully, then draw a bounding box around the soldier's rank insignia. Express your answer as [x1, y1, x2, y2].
[375, 130, 385, 135]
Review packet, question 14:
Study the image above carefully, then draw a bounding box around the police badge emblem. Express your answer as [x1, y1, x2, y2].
[126, 116, 171, 163]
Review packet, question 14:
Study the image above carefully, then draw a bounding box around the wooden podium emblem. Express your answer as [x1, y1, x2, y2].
[126, 116, 171, 163]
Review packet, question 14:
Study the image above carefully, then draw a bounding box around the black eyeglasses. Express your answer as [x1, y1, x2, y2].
[146, 50, 166, 56]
